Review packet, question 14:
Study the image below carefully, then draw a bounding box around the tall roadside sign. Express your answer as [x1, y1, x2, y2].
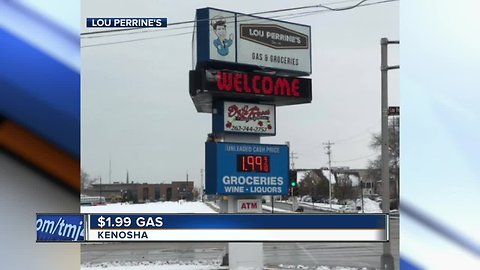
[189, 7, 312, 269]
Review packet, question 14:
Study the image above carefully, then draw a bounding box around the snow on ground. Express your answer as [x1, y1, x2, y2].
[204, 201, 220, 211]
[82, 260, 372, 270]
[262, 204, 292, 213]
[81, 201, 217, 213]
[355, 198, 382, 213]
[82, 260, 223, 270]
[205, 201, 292, 213]
[276, 265, 371, 270]
[291, 198, 382, 213]
[298, 201, 343, 212]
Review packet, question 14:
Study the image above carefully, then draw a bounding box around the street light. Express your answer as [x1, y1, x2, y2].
[380, 37, 399, 270]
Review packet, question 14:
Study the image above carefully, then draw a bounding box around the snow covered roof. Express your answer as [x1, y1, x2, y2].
[321, 169, 336, 184]
[349, 174, 360, 186]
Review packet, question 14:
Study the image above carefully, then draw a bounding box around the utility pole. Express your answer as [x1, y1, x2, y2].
[361, 180, 364, 213]
[200, 168, 204, 202]
[381, 37, 399, 270]
[99, 176, 102, 202]
[323, 140, 334, 209]
[289, 152, 298, 170]
[109, 158, 112, 184]
[186, 171, 189, 201]
[286, 141, 298, 212]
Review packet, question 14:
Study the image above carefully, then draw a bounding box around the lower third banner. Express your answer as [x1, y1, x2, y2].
[86, 214, 388, 242]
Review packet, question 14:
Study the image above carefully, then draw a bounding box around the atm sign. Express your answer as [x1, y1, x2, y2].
[237, 199, 262, 213]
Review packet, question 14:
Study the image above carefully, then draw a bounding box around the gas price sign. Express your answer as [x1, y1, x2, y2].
[205, 142, 289, 195]
[237, 155, 270, 173]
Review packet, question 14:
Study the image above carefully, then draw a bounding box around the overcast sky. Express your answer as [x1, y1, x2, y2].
[81, 0, 399, 187]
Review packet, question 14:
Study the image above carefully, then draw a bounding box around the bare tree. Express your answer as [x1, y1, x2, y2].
[333, 173, 358, 201]
[81, 170, 97, 194]
[298, 171, 329, 200]
[192, 187, 201, 201]
[367, 116, 399, 198]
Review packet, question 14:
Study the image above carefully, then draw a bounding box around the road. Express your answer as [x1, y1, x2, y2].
[82, 218, 399, 269]
[267, 201, 332, 213]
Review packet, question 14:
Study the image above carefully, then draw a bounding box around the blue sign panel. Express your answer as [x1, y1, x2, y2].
[36, 214, 85, 242]
[205, 142, 289, 195]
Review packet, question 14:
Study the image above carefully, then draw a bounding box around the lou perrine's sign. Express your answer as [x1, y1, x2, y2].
[239, 24, 309, 50]
[195, 7, 311, 75]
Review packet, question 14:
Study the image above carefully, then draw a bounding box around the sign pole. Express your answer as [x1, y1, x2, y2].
[224, 133, 263, 270]
[193, 9, 312, 269]
[380, 37, 399, 270]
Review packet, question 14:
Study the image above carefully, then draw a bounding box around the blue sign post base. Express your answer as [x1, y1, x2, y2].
[222, 134, 264, 269]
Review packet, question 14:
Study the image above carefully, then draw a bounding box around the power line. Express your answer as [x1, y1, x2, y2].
[333, 152, 377, 163]
[334, 134, 372, 145]
[319, 0, 368, 11]
[81, 0, 397, 38]
[276, 0, 397, 21]
[81, 30, 192, 48]
[83, 0, 373, 40]
[81, 0, 397, 48]
[81, 0, 365, 37]
[81, 9, 319, 40]
[81, 4, 321, 36]
[332, 118, 381, 144]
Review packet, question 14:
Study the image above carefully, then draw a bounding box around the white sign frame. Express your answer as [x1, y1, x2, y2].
[223, 101, 276, 135]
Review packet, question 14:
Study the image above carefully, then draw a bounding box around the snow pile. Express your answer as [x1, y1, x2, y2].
[298, 201, 343, 212]
[82, 262, 372, 270]
[275, 265, 371, 270]
[81, 201, 217, 214]
[356, 198, 382, 213]
[204, 201, 220, 211]
[262, 204, 292, 213]
[82, 260, 224, 270]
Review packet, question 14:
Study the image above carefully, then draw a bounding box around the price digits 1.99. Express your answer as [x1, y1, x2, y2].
[237, 155, 270, 173]
[97, 216, 131, 228]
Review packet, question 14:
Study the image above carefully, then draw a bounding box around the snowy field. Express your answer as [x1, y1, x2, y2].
[294, 198, 382, 213]
[81, 201, 217, 213]
[82, 260, 373, 270]
[355, 198, 382, 213]
[82, 260, 223, 270]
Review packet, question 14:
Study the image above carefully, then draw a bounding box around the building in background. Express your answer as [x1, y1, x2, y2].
[85, 181, 194, 203]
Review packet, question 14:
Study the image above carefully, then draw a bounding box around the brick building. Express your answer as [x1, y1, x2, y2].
[86, 181, 194, 203]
